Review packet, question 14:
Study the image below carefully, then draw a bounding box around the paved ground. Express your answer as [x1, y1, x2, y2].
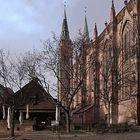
[2, 131, 140, 140]
[14, 131, 140, 140]
[0, 137, 16, 140]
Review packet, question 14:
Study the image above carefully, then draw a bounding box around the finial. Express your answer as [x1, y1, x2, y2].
[83, 6, 89, 41]
[124, 0, 128, 5]
[112, 0, 115, 9]
[105, 21, 108, 27]
[94, 23, 97, 30]
[110, 0, 116, 22]
[61, 0, 70, 40]
[64, 1, 66, 8]
[94, 23, 98, 40]
[84, 6, 87, 15]
[64, 1, 67, 19]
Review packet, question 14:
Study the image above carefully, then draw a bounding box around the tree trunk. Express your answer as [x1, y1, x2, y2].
[10, 105, 15, 137]
[65, 111, 70, 133]
[108, 104, 111, 128]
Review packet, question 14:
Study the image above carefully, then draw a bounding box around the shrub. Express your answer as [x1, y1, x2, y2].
[110, 123, 132, 133]
[92, 122, 132, 133]
[92, 123, 108, 133]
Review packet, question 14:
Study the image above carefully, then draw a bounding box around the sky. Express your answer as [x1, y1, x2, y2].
[0, 0, 125, 54]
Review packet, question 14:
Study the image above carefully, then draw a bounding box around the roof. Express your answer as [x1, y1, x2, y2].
[61, 8, 70, 40]
[73, 104, 94, 114]
[14, 77, 57, 109]
[0, 84, 14, 107]
[83, 15, 89, 41]
[98, 0, 134, 42]
[0, 78, 58, 112]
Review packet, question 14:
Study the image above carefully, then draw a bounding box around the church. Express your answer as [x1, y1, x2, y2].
[58, 0, 140, 129]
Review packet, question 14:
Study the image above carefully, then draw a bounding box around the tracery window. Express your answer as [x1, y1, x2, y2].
[122, 21, 135, 60]
[122, 21, 136, 99]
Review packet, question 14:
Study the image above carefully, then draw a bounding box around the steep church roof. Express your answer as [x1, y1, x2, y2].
[83, 15, 89, 41]
[61, 7, 70, 40]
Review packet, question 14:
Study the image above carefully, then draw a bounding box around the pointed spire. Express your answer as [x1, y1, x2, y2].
[94, 23, 98, 41]
[110, 0, 116, 22]
[83, 7, 89, 41]
[111, 0, 115, 10]
[61, 3, 70, 40]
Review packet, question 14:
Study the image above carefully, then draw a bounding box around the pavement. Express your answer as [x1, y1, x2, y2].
[1, 131, 140, 140]
[0, 137, 16, 140]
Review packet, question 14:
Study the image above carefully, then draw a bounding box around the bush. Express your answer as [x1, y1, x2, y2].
[110, 123, 132, 133]
[92, 123, 108, 133]
[92, 122, 132, 133]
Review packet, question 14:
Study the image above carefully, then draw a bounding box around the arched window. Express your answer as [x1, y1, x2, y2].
[122, 21, 133, 61]
[122, 21, 135, 99]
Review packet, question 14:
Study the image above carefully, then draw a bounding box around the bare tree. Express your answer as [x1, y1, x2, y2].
[0, 49, 42, 136]
[38, 34, 94, 133]
[0, 49, 13, 88]
[99, 40, 137, 127]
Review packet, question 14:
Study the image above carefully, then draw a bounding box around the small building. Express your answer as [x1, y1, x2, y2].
[0, 78, 57, 132]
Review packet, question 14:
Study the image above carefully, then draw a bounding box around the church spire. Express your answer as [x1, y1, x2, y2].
[110, 0, 116, 22]
[83, 7, 89, 41]
[61, 4, 70, 40]
[111, 0, 115, 10]
[94, 23, 98, 41]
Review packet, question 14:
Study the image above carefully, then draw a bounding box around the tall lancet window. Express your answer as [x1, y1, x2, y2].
[122, 21, 134, 60]
[122, 21, 135, 99]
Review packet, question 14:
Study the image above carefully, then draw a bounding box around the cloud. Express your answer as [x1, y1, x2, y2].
[0, 1, 44, 34]
[0, 0, 124, 54]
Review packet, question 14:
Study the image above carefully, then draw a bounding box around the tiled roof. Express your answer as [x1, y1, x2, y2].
[73, 104, 93, 114]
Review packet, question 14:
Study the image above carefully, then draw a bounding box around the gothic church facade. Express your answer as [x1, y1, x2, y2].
[58, 0, 140, 126]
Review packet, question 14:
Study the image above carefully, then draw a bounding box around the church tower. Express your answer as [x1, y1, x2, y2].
[58, 7, 72, 106]
[80, 12, 89, 106]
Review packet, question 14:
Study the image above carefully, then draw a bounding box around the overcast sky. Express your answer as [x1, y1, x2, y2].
[0, 0, 125, 54]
